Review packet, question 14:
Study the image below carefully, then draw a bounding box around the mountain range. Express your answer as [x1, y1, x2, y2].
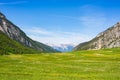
[0, 12, 58, 54]
[47, 43, 75, 52]
[74, 22, 120, 51]
[1, 12, 120, 54]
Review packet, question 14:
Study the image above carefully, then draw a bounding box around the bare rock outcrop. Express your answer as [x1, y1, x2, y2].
[74, 22, 120, 50]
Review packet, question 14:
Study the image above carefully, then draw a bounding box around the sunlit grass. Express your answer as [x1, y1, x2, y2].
[0, 48, 120, 80]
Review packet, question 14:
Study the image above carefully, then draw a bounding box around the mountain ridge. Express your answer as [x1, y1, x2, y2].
[74, 22, 120, 51]
[0, 12, 58, 54]
[47, 43, 75, 52]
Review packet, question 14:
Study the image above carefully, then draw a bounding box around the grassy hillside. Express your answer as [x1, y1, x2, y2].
[0, 31, 40, 54]
[0, 48, 119, 80]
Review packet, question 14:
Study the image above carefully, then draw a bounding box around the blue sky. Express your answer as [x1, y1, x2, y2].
[0, 0, 120, 46]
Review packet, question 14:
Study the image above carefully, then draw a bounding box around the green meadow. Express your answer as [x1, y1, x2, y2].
[0, 48, 120, 80]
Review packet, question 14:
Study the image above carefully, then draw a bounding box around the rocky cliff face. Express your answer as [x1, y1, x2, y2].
[0, 12, 32, 47]
[74, 22, 120, 50]
[0, 12, 58, 53]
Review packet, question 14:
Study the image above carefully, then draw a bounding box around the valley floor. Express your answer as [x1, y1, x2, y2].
[0, 48, 120, 80]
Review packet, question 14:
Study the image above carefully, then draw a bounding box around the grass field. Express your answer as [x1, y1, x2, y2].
[0, 48, 120, 80]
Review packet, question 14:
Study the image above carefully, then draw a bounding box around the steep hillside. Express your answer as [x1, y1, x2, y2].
[0, 31, 40, 54]
[0, 12, 58, 54]
[74, 22, 120, 50]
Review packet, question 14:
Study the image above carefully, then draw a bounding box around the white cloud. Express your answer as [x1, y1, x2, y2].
[80, 15, 106, 29]
[24, 27, 52, 35]
[21, 5, 108, 46]
[0, 1, 28, 5]
[79, 5, 108, 35]
[22, 27, 92, 46]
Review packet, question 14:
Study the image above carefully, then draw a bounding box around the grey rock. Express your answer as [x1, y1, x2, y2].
[0, 12, 58, 53]
[74, 22, 120, 50]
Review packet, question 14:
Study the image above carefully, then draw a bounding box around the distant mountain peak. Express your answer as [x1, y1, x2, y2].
[47, 43, 75, 52]
[74, 22, 120, 50]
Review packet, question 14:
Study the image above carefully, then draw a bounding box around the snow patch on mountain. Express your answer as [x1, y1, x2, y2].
[46, 43, 75, 52]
